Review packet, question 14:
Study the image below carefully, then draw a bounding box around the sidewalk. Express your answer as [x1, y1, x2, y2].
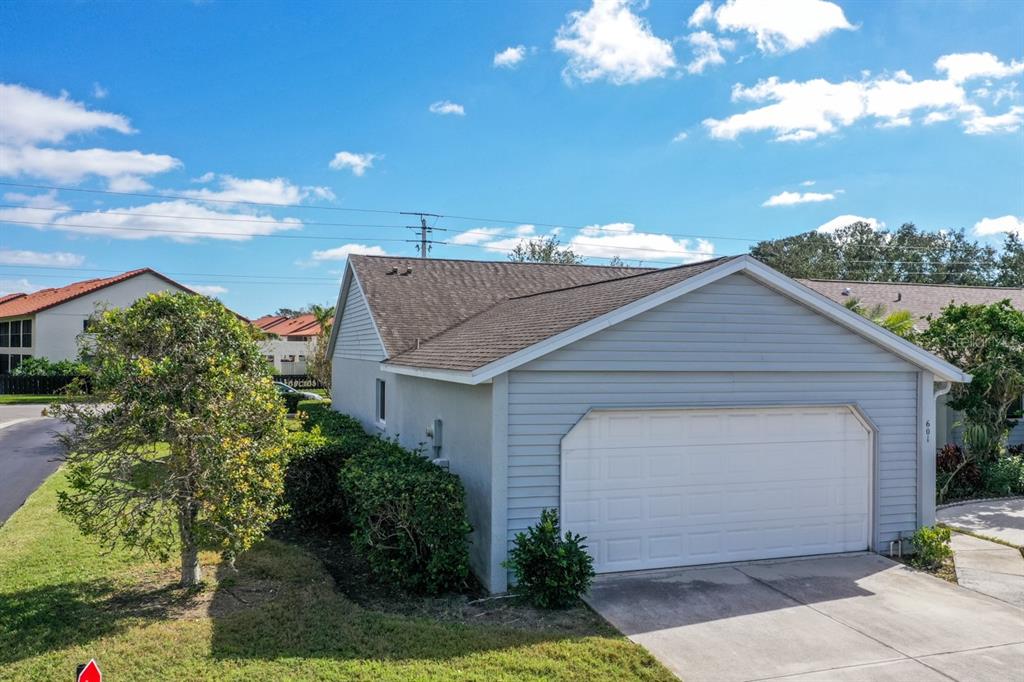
[950, 532, 1024, 607]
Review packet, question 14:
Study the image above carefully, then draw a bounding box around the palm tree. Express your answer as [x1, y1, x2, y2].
[308, 304, 335, 333]
[843, 298, 918, 339]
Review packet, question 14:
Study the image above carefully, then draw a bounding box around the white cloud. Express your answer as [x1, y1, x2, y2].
[935, 52, 1024, 84]
[0, 249, 84, 267]
[801, 179, 816, 186]
[763, 190, 836, 206]
[688, 1, 714, 28]
[92, 82, 108, 99]
[428, 100, 465, 116]
[0, 144, 181, 184]
[685, 31, 735, 74]
[449, 227, 505, 245]
[568, 222, 716, 263]
[46, 200, 303, 242]
[494, 45, 527, 68]
[553, 0, 676, 85]
[181, 175, 331, 205]
[0, 278, 41, 297]
[107, 175, 153, 192]
[0, 190, 70, 224]
[709, 0, 854, 54]
[973, 215, 1023, 238]
[310, 243, 388, 261]
[815, 214, 884, 233]
[187, 284, 228, 297]
[329, 151, 378, 176]
[0, 83, 133, 144]
[962, 105, 1024, 135]
[672, 131, 689, 142]
[704, 55, 1024, 141]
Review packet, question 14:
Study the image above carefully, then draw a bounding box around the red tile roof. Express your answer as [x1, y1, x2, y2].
[253, 313, 321, 338]
[0, 268, 193, 318]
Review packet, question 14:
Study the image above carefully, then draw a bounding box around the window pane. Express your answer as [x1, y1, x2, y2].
[10, 354, 21, 372]
[376, 379, 386, 422]
[0, 322, 8, 347]
[21, 319, 31, 347]
[0, 354, 8, 374]
[9, 321, 20, 348]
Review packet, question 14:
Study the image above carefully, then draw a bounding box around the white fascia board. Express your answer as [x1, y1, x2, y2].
[380, 362, 489, 384]
[739, 256, 972, 384]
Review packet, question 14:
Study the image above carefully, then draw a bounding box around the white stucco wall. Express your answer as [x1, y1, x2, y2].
[31, 272, 187, 362]
[261, 337, 314, 374]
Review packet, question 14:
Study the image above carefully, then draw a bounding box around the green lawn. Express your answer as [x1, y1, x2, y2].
[0, 395, 85, 405]
[0, 473, 673, 681]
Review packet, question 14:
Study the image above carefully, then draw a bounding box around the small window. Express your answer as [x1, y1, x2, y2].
[9, 321, 20, 348]
[21, 319, 30, 347]
[375, 379, 386, 424]
[10, 354, 24, 372]
[0, 321, 8, 347]
[0, 353, 8, 374]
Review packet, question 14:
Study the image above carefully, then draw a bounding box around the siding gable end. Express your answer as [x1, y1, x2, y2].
[335, 275, 386, 361]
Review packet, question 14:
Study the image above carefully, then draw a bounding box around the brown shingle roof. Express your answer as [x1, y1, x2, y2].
[350, 255, 653, 358]
[383, 256, 735, 371]
[0, 268, 192, 318]
[798, 279, 1024, 326]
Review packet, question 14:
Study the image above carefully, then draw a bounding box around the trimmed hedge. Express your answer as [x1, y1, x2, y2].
[340, 438, 472, 594]
[298, 402, 365, 438]
[283, 426, 369, 529]
[504, 508, 595, 609]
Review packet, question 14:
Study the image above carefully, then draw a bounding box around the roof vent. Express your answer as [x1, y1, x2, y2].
[841, 287, 852, 296]
[400, 267, 412, 276]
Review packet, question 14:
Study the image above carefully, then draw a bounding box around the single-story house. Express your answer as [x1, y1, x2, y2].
[328, 255, 970, 593]
[0, 268, 193, 374]
[252, 313, 322, 374]
[801, 278, 1024, 446]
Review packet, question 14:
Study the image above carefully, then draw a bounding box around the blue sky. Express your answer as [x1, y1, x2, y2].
[1, 0, 1022, 317]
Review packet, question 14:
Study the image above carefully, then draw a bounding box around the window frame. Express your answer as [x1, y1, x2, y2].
[0, 321, 8, 348]
[9, 320, 20, 348]
[375, 378, 386, 425]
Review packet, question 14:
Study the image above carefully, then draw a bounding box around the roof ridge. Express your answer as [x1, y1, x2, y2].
[509, 255, 735, 300]
[350, 253, 652, 270]
[799, 278, 1023, 291]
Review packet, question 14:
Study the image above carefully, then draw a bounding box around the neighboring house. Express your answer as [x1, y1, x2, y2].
[801, 279, 1024, 446]
[328, 255, 969, 594]
[0, 268, 193, 374]
[252, 314, 321, 374]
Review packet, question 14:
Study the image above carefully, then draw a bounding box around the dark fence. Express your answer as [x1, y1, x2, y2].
[275, 374, 324, 389]
[0, 374, 91, 395]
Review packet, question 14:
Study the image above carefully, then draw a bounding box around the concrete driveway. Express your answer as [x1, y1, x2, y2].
[585, 553, 1024, 681]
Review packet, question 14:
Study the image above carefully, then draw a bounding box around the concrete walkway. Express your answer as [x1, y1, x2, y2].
[950, 532, 1024, 607]
[0, 404, 50, 427]
[938, 497, 1024, 547]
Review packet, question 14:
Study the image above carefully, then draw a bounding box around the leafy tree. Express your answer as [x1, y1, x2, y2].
[751, 222, 1004, 285]
[996, 232, 1024, 287]
[306, 304, 335, 389]
[52, 293, 289, 586]
[842, 298, 918, 340]
[274, 307, 306, 317]
[508, 236, 583, 265]
[920, 300, 1024, 459]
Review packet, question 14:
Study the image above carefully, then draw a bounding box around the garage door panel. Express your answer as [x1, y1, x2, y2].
[562, 406, 872, 572]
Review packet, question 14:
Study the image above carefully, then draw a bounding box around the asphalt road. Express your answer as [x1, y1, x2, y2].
[0, 418, 67, 525]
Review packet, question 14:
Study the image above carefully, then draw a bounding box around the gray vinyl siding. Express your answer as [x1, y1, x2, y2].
[335, 278, 385, 361]
[506, 273, 924, 560]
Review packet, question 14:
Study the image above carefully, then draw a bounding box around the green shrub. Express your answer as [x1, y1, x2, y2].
[981, 454, 1024, 497]
[504, 508, 595, 609]
[340, 438, 472, 594]
[11, 356, 90, 376]
[909, 526, 952, 569]
[298, 402, 365, 437]
[281, 393, 302, 413]
[282, 427, 370, 529]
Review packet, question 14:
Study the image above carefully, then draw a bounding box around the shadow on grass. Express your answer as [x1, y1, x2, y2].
[0, 578, 195, 666]
[207, 540, 600, 664]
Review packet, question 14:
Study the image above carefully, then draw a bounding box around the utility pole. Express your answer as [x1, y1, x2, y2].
[401, 211, 444, 258]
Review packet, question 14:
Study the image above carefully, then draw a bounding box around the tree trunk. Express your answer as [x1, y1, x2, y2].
[178, 503, 202, 586]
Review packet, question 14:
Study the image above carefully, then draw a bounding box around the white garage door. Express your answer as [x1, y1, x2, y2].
[561, 405, 872, 573]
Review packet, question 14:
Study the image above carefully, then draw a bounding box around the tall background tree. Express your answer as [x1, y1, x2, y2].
[306, 303, 335, 389]
[750, 222, 1015, 285]
[53, 293, 289, 586]
[508, 236, 583, 264]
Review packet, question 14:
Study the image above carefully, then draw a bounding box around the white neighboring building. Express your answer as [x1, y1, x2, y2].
[252, 314, 321, 375]
[0, 268, 193, 374]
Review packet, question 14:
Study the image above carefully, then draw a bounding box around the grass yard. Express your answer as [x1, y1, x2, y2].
[0, 394, 86, 405]
[0, 472, 673, 681]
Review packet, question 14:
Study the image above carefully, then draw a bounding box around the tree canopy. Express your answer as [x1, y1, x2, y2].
[53, 292, 289, 586]
[750, 222, 1018, 286]
[508, 236, 583, 264]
